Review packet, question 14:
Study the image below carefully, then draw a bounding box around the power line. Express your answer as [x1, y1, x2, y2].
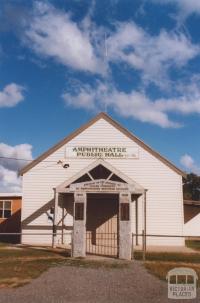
[104, 31, 108, 114]
[0, 156, 56, 163]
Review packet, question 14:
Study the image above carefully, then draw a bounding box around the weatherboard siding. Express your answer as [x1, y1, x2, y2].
[21, 118, 184, 246]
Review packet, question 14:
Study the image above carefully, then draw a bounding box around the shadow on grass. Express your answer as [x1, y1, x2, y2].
[0, 254, 130, 289]
[0, 245, 71, 259]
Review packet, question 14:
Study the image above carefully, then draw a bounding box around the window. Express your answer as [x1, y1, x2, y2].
[50, 207, 54, 214]
[120, 203, 130, 221]
[0, 200, 12, 218]
[72, 173, 91, 184]
[75, 203, 84, 220]
[187, 275, 194, 284]
[110, 174, 126, 183]
[89, 165, 111, 180]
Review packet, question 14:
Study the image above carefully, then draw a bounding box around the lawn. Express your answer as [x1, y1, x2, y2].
[0, 242, 9, 247]
[134, 250, 200, 263]
[0, 245, 69, 259]
[0, 245, 67, 288]
[1, 244, 200, 289]
[0, 245, 129, 288]
[186, 239, 200, 251]
[0, 258, 62, 288]
[145, 261, 200, 287]
[134, 250, 200, 287]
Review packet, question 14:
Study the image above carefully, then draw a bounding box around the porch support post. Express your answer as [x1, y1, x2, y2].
[144, 189, 147, 253]
[72, 192, 86, 258]
[135, 197, 139, 246]
[52, 190, 59, 248]
[119, 192, 132, 260]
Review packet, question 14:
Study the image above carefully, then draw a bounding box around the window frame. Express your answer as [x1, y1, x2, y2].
[120, 203, 130, 221]
[75, 202, 84, 221]
[0, 200, 12, 219]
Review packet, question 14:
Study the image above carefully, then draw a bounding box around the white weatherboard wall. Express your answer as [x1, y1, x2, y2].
[22, 118, 184, 246]
[184, 214, 200, 237]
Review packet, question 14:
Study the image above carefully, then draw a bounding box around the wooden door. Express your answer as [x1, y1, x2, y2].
[86, 193, 118, 257]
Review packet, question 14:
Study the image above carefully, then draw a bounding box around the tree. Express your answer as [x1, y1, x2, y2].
[183, 173, 200, 201]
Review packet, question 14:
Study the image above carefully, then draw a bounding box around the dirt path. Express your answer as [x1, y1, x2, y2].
[0, 261, 199, 303]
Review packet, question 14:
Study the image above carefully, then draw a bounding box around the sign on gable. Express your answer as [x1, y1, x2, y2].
[69, 180, 135, 192]
[66, 146, 139, 159]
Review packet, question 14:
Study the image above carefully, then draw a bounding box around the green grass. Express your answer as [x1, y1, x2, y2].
[186, 240, 200, 251]
[0, 246, 70, 259]
[0, 242, 9, 247]
[0, 246, 130, 288]
[2, 244, 200, 289]
[145, 261, 200, 287]
[0, 245, 70, 287]
[0, 258, 64, 288]
[137, 249, 200, 287]
[134, 251, 200, 263]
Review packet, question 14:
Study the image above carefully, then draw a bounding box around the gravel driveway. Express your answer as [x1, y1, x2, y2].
[0, 261, 199, 303]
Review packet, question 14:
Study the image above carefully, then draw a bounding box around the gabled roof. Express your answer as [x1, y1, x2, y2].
[56, 159, 145, 193]
[0, 193, 22, 197]
[19, 112, 186, 177]
[184, 200, 200, 206]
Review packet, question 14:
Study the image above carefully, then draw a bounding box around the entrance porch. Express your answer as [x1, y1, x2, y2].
[54, 159, 145, 260]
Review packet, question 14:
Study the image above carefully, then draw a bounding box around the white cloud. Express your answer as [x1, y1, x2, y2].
[62, 82, 108, 111]
[151, 0, 200, 19]
[24, 2, 103, 73]
[63, 91, 96, 111]
[0, 83, 25, 108]
[63, 73, 200, 128]
[107, 22, 199, 87]
[23, 2, 199, 87]
[0, 165, 22, 192]
[154, 78, 200, 115]
[180, 154, 200, 175]
[62, 83, 181, 128]
[155, 98, 200, 115]
[0, 143, 33, 192]
[109, 90, 180, 128]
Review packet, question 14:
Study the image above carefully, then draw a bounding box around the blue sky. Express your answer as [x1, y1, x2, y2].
[0, 0, 200, 191]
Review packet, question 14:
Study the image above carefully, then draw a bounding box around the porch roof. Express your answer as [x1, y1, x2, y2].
[56, 159, 145, 194]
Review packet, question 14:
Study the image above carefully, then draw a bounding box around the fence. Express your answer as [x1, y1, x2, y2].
[86, 232, 118, 257]
[1, 231, 200, 260]
[0, 231, 73, 254]
[131, 232, 200, 261]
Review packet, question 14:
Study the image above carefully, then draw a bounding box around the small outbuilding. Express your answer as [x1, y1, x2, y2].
[0, 193, 22, 243]
[184, 200, 200, 237]
[20, 112, 186, 259]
